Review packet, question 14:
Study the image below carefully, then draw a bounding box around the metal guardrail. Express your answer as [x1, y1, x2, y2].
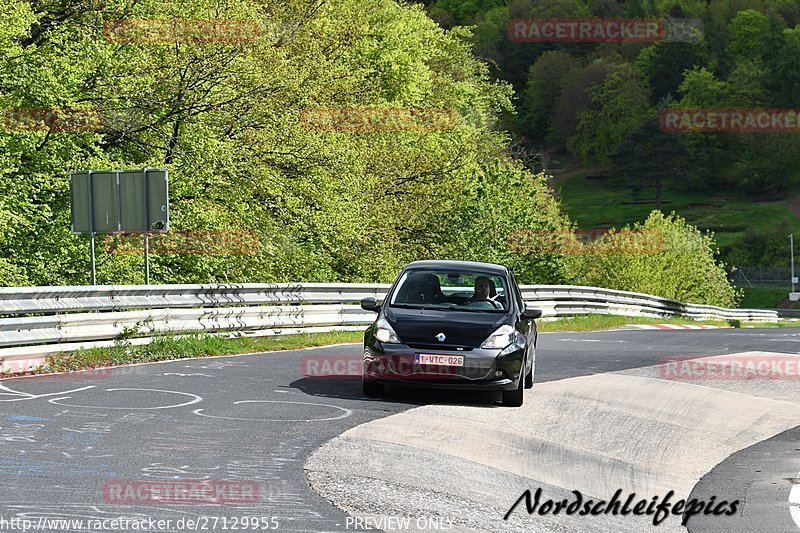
[521, 285, 780, 322]
[0, 283, 780, 370]
[0, 283, 387, 314]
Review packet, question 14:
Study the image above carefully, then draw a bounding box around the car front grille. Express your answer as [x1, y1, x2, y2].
[406, 343, 474, 352]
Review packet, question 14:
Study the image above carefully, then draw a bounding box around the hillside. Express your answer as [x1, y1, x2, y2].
[418, 0, 800, 270]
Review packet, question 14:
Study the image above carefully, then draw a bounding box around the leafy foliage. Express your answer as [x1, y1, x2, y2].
[0, 0, 747, 309]
[426, 0, 800, 197]
[611, 114, 690, 207]
[0, 0, 575, 286]
[568, 63, 651, 163]
[567, 211, 741, 307]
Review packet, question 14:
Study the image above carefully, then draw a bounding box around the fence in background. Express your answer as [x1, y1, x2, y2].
[730, 266, 792, 288]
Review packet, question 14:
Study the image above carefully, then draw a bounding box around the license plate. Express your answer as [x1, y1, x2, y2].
[414, 353, 464, 366]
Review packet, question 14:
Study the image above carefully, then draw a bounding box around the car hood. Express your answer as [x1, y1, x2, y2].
[384, 307, 508, 349]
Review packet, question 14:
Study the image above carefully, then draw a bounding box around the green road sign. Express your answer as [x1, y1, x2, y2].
[70, 169, 169, 234]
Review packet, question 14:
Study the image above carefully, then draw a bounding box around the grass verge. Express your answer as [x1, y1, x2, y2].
[739, 287, 791, 309]
[1, 330, 364, 378]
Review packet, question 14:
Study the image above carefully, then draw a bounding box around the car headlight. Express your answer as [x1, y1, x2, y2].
[481, 324, 515, 349]
[375, 318, 402, 344]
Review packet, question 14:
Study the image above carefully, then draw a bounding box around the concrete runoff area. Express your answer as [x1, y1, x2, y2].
[305, 351, 800, 532]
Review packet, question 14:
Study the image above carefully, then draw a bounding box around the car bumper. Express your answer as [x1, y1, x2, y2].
[362, 341, 525, 392]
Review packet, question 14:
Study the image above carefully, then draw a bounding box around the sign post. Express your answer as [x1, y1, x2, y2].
[791, 233, 796, 293]
[789, 234, 798, 303]
[144, 232, 150, 285]
[70, 168, 169, 285]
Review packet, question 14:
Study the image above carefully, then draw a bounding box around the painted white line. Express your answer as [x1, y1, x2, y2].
[48, 388, 203, 410]
[193, 400, 352, 422]
[303, 343, 361, 350]
[626, 324, 725, 330]
[0, 383, 96, 402]
[556, 338, 629, 343]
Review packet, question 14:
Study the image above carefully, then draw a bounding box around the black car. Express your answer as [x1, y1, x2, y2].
[360, 260, 541, 407]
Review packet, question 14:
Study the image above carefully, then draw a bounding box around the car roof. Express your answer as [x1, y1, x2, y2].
[403, 260, 509, 275]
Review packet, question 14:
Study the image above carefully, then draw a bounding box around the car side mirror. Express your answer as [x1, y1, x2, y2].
[522, 306, 542, 320]
[360, 297, 381, 312]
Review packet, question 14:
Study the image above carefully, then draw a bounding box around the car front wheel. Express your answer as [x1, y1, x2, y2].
[502, 360, 525, 407]
[525, 355, 534, 389]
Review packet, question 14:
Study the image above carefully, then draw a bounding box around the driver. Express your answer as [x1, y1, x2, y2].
[471, 276, 491, 302]
[466, 276, 499, 309]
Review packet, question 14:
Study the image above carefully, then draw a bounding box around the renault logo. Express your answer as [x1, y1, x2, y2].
[435, 333, 446, 342]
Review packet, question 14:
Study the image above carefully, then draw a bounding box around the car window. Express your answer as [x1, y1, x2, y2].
[510, 270, 525, 310]
[389, 269, 509, 312]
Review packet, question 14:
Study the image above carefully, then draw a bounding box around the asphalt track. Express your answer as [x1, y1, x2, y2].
[0, 327, 797, 532]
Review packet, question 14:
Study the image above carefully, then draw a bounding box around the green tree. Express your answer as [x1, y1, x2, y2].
[635, 41, 708, 102]
[774, 25, 800, 104]
[567, 62, 651, 163]
[0, 0, 574, 288]
[443, 163, 573, 283]
[519, 51, 580, 141]
[611, 114, 690, 210]
[726, 59, 771, 106]
[427, 0, 505, 27]
[674, 67, 738, 190]
[548, 62, 610, 145]
[729, 9, 774, 61]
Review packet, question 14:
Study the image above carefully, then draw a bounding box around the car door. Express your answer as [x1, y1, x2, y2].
[509, 269, 535, 364]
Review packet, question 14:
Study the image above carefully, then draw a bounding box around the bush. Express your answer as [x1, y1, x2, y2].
[567, 211, 741, 308]
[442, 164, 574, 285]
[0, 258, 28, 287]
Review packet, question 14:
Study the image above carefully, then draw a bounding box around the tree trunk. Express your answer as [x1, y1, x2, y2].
[655, 176, 662, 211]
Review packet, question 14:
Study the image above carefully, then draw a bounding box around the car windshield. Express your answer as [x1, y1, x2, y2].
[389, 269, 510, 312]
